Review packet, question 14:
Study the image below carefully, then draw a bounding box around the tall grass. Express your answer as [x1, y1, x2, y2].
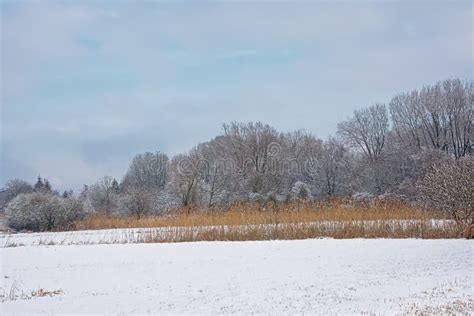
[70, 200, 459, 241]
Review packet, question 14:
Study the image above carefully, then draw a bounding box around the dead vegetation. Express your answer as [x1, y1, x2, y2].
[73, 199, 445, 229]
[68, 200, 459, 241]
[0, 281, 63, 302]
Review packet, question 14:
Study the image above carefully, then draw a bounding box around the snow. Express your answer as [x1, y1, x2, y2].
[1, 238, 473, 314]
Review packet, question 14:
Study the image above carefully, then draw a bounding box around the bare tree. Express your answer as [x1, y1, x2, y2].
[122, 152, 169, 191]
[338, 104, 388, 163]
[196, 139, 233, 207]
[121, 188, 151, 219]
[223, 121, 281, 195]
[88, 176, 119, 215]
[168, 150, 202, 210]
[319, 138, 347, 197]
[444, 79, 473, 159]
[390, 79, 472, 159]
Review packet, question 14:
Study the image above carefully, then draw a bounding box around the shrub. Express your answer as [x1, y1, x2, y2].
[59, 196, 85, 229]
[291, 181, 312, 201]
[418, 157, 473, 233]
[5, 193, 84, 231]
[0, 179, 33, 212]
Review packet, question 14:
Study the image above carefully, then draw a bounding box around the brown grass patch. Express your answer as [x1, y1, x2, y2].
[69, 200, 459, 241]
[74, 200, 448, 229]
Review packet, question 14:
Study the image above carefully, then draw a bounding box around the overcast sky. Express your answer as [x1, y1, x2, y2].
[1, 1, 472, 191]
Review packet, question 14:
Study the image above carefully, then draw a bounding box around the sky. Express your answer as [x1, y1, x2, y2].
[0, 1, 472, 191]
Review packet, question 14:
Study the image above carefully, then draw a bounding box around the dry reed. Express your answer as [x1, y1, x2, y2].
[69, 200, 459, 241]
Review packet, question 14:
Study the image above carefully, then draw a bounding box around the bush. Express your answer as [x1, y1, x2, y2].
[5, 193, 84, 231]
[0, 179, 33, 212]
[291, 181, 312, 201]
[418, 157, 473, 232]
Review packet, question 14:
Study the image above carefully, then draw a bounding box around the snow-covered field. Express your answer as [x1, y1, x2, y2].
[1, 237, 472, 314]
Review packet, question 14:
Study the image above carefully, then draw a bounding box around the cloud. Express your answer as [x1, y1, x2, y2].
[1, 3, 99, 99]
[0, 1, 472, 190]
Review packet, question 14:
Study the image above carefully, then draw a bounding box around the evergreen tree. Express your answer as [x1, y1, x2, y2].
[111, 178, 120, 194]
[34, 176, 44, 192]
[44, 179, 52, 192]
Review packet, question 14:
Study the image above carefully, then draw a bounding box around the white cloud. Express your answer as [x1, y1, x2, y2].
[0, 1, 471, 190]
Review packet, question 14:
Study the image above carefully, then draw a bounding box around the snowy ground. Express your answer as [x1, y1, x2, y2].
[1, 238, 472, 314]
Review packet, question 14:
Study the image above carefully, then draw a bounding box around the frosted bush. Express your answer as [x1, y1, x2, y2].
[418, 157, 473, 228]
[249, 192, 265, 203]
[291, 181, 312, 201]
[6, 193, 84, 231]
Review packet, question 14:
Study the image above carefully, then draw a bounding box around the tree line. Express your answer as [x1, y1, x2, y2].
[1, 78, 472, 231]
